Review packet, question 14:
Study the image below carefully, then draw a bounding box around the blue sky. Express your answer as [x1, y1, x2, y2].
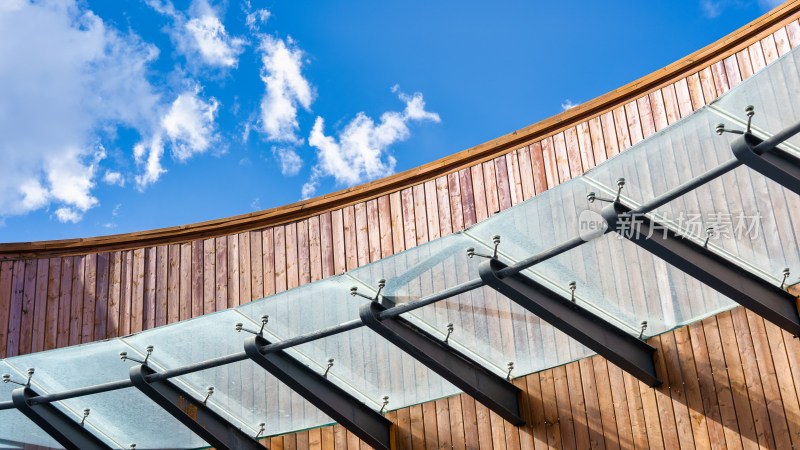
[0, 0, 784, 242]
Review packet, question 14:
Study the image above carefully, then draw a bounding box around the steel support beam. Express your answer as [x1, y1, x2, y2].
[11, 386, 110, 450]
[243, 335, 393, 450]
[129, 364, 261, 450]
[479, 258, 660, 387]
[602, 202, 800, 335]
[732, 133, 800, 196]
[359, 302, 524, 424]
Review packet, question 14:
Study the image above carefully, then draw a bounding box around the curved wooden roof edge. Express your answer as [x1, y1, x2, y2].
[3, 0, 799, 258]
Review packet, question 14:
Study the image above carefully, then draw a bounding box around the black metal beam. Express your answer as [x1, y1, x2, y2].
[602, 202, 800, 335]
[732, 133, 800, 197]
[243, 335, 394, 450]
[129, 364, 262, 450]
[11, 386, 110, 450]
[479, 259, 661, 387]
[360, 301, 524, 424]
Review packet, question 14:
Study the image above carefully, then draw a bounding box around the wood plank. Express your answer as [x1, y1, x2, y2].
[285, 222, 300, 290]
[714, 311, 758, 449]
[227, 234, 241, 307]
[435, 176, 454, 235]
[56, 256, 73, 348]
[342, 205, 358, 270]
[143, 248, 156, 329]
[539, 367, 562, 449]
[191, 240, 204, 318]
[308, 215, 323, 281]
[730, 307, 776, 449]
[787, 19, 800, 47]
[482, 160, 500, 215]
[81, 254, 96, 342]
[131, 250, 145, 333]
[422, 400, 440, 450]
[515, 146, 536, 200]
[30, 258, 48, 352]
[586, 117, 607, 166]
[552, 365, 576, 449]
[528, 141, 548, 194]
[539, 137, 559, 188]
[673, 79, 693, 117]
[686, 321, 728, 450]
[592, 357, 620, 450]
[0, 261, 14, 358]
[397, 407, 413, 450]
[354, 202, 371, 267]
[766, 322, 800, 448]
[179, 244, 192, 320]
[423, 180, 441, 240]
[611, 106, 632, 151]
[494, 155, 513, 211]
[458, 168, 477, 227]
[674, 327, 713, 449]
[606, 363, 634, 450]
[623, 100, 644, 146]
[250, 230, 264, 301]
[412, 184, 430, 244]
[154, 246, 167, 327]
[378, 195, 394, 258]
[578, 358, 605, 450]
[107, 251, 121, 339]
[649, 334, 680, 450]
[320, 212, 335, 278]
[743, 310, 792, 449]
[263, 227, 276, 295]
[203, 239, 216, 314]
[44, 258, 61, 350]
[6, 260, 25, 356]
[120, 250, 132, 336]
[574, 122, 595, 173]
[505, 151, 524, 206]
[448, 394, 466, 450]
[460, 395, 481, 450]
[274, 226, 287, 293]
[167, 244, 180, 322]
[321, 425, 335, 450]
[410, 404, 426, 450]
[599, 111, 620, 158]
[389, 191, 406, 253]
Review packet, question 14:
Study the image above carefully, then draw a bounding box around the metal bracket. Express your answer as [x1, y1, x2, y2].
[359, 301, 524, 424]
[478, 258, 661, 387]
[129, 364, 262, 450]
[602, 202, 800, 335]
[731, 133, 800, 196]
[11, 387, 110, 450]
[243, 335, 393, 450]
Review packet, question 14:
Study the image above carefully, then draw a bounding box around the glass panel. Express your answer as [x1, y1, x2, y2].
[3, 340, 207, 449]
[0, 361, 62, 449]
[122, 308, 332, 437]
[713, 46, 800, 150]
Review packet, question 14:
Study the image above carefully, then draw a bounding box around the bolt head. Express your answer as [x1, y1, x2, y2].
[2, 374, 9, 382]
[586, 192, 596, 203]
[745, 105, 755, 117]
[383, 395, 389, 401]
[616, 177, 625, 187]
[27, 368, 34, 375]
[261, 315, 269, 323]
[378, 279, 386, 288]
[784, 268, 791, 275]
[328, 358, 334, 364]
[715, 123, 725, 135]
[84, 408, 90, 415]
[235, 323, 243, 331]
[146, 345, 153, 353]
[349, 287, 358, 295]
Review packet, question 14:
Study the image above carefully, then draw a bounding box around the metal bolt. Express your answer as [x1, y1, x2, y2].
[745, 105, 755, 117]
[380, 396, 390, 414]
[444, 323, 454, 344]
[715, 123, 725, 135]
[781, 268, 791, 289]
[506, 362, 515, 381]
[203, 386, 214, 405]
[324, 358, 334, 378]
[586, 191, 596, 203]
[639, 321, 648, 340]
[80, 408, 90, 426]
[255, 423, 266, 439]
[350, 286, 358, 296]
[466, 247, 476, 258]
[569, 281, 577, 303]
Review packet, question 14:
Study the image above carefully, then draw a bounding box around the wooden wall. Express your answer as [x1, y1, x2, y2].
[1, 6, 800, 450]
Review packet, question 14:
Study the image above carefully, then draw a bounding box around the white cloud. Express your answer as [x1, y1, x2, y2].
[0, 0, 160, 221]
[302, 88, 440, 198]
[273, 147, 303, 175]
[103, 170, 124, 186]
[162, 91, 220, 161]
[561, 99, 579, 111]
[54, 207, 82, 224]
[148, 0, 244, 68]
[701, 0, 782, 18]
[245, 5, 270, 31]
[258, 35, 314, 143]
[134, 136, 166, 190]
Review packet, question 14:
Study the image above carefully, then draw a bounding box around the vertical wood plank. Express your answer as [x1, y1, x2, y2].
[56, 257, 73, 348]
[167, 244, 180, 323]
[107, 252, 121, 339]
[81, 254, 97, 342]
[154, 246, 167, 327]
[0, 261, 14, 358]
[44, 258, 61, 350]
[31, 258, 48, 352]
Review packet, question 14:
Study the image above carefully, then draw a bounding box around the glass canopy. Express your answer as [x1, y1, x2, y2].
[2, 45, 799, 449]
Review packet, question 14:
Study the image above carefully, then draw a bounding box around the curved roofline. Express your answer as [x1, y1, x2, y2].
[3, 0, 799, 257]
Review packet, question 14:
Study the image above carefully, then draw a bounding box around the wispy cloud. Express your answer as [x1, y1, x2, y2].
[257, 35, 314, 143]
[700, 0, 782, 18]
[147, 0, 244, 68]
[561, 99, 579, 111]
[0, 0, 160, 222]
[302, 87, 440, 198]
[273, 147, 303, 175]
